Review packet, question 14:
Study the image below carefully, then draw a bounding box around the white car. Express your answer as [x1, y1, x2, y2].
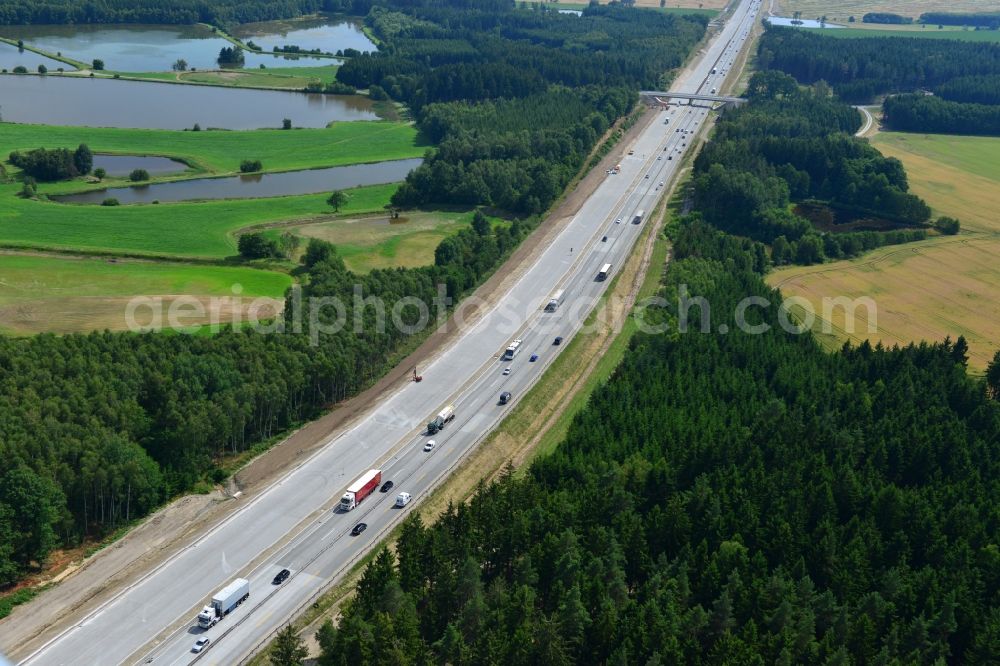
[503, 367, 511, 375]
[192, 637, 210, 653]
[424, 440, 436, 452]
[395, 492, 412, 507]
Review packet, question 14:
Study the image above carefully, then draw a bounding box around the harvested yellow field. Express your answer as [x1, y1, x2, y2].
[776, 0, 995, 20]
[769, 132, 1000, 370]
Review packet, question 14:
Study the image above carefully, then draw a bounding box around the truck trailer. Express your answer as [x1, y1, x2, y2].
[544, 289, 565, 312]
[632, 210, 645, 225]
[197, 578, 250, 629]
[340, 469, 382, 511]
[427, 404, 455, 434]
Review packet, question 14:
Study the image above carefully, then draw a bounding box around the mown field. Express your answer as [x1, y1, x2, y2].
[0, 252, 291, 334]
[285, 209, 480, 273]
[769, 132, 1000, 370]
[0, 182, 398, 257]
[0, 121, 423, 175]
[776, 0, 996, 20]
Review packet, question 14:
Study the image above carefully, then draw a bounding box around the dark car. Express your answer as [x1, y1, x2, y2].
[380, 480, 394, 493]
[272, 568, 290, 585]
[351, 523, 367, 536]
[530, 354, 539, 362]
[554, 336, 563, 345]
[499, 391, 512, 405]
[602, 236, 608, 242]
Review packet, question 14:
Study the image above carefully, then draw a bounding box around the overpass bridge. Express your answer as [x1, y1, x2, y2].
[640, 91, 747, 107]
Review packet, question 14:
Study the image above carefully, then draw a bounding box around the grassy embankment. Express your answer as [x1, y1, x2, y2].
[121, 64, 341, 89]
[769, 132, 1000, 370]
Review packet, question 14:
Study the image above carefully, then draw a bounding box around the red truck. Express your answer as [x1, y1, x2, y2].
[339, 469, 382, 511]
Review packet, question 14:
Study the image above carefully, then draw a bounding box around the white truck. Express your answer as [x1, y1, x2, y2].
[544, 289, 565, 312]
[197, 578, 250, 629]
[427, 404, 455, 434]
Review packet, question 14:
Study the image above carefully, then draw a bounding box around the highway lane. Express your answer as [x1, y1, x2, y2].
[17, 2, 762, 664]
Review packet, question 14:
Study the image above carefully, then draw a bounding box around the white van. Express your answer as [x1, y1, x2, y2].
[395, 492, 412, 507]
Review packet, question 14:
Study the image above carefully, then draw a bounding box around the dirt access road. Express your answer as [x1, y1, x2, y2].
[0, 109, 659, 662]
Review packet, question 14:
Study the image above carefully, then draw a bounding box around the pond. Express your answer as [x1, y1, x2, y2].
[232, 15, 376, 55]
[52, 157, 423, 204]
[92, 154, 189, 177]
[765, 17, 844, 29]
[0, 75, 378, 129]
[0, 24, 337, 71]
[0, 41, 67, 72]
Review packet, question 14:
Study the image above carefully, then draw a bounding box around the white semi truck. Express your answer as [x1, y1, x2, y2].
[197, 578, 250, 629]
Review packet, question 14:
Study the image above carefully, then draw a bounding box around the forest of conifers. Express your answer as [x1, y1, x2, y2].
[337, 3, 705, 213]
[0, 0, 708, 590]
[761, 26, 1000, 136]
[693, 70, 928, 266]
[317, 130, 1000, 666]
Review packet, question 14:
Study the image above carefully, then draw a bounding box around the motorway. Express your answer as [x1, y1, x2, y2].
[17, 1, 761, 664]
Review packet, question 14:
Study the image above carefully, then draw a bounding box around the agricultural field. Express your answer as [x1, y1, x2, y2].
[285, 209, 481, 273]
[776, 0, 997, 20]
[0, 252, 291, 334]
[769, 132, 1000, 369]
[0, 121, 423, 175]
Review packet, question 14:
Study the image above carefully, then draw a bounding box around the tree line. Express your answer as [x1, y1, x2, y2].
[759, 26, 1000, 103]
[335, 3, 705, 214]
[0, 210, 534, 588]
[0, 0, 368, 28]
[883, 94, 1000, 136]
[935, 75, 1000, 105]
[692, 70, 930, 266]
[317, 211, 1000, 664]
[919, 12, 1000, 28]
[9, 144, 92, 182]
[862, 12, 911, 24]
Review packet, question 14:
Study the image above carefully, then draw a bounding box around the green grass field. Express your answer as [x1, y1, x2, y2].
[803, 26, 1000, 42]
[0, 252, 291, 334]
[284, 210, 480, 273]
[122, 65, 341, 89]
[0, 121, 423, 175]
[0, 182, 398, 257]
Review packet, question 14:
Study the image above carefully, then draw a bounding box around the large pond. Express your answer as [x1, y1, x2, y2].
[232, 15, 376, 55]
[0, 75, 378, 129]
[0, 24, 341, 71]
[53, 157, 422, 204]
[0, 41, 66, 71]
[766, 17, 844, 28]
[93, 154, 189, 177]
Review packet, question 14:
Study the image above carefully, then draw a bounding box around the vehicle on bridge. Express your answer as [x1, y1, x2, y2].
[339, 469, 382, 511]
[197, 578, 250, 629]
